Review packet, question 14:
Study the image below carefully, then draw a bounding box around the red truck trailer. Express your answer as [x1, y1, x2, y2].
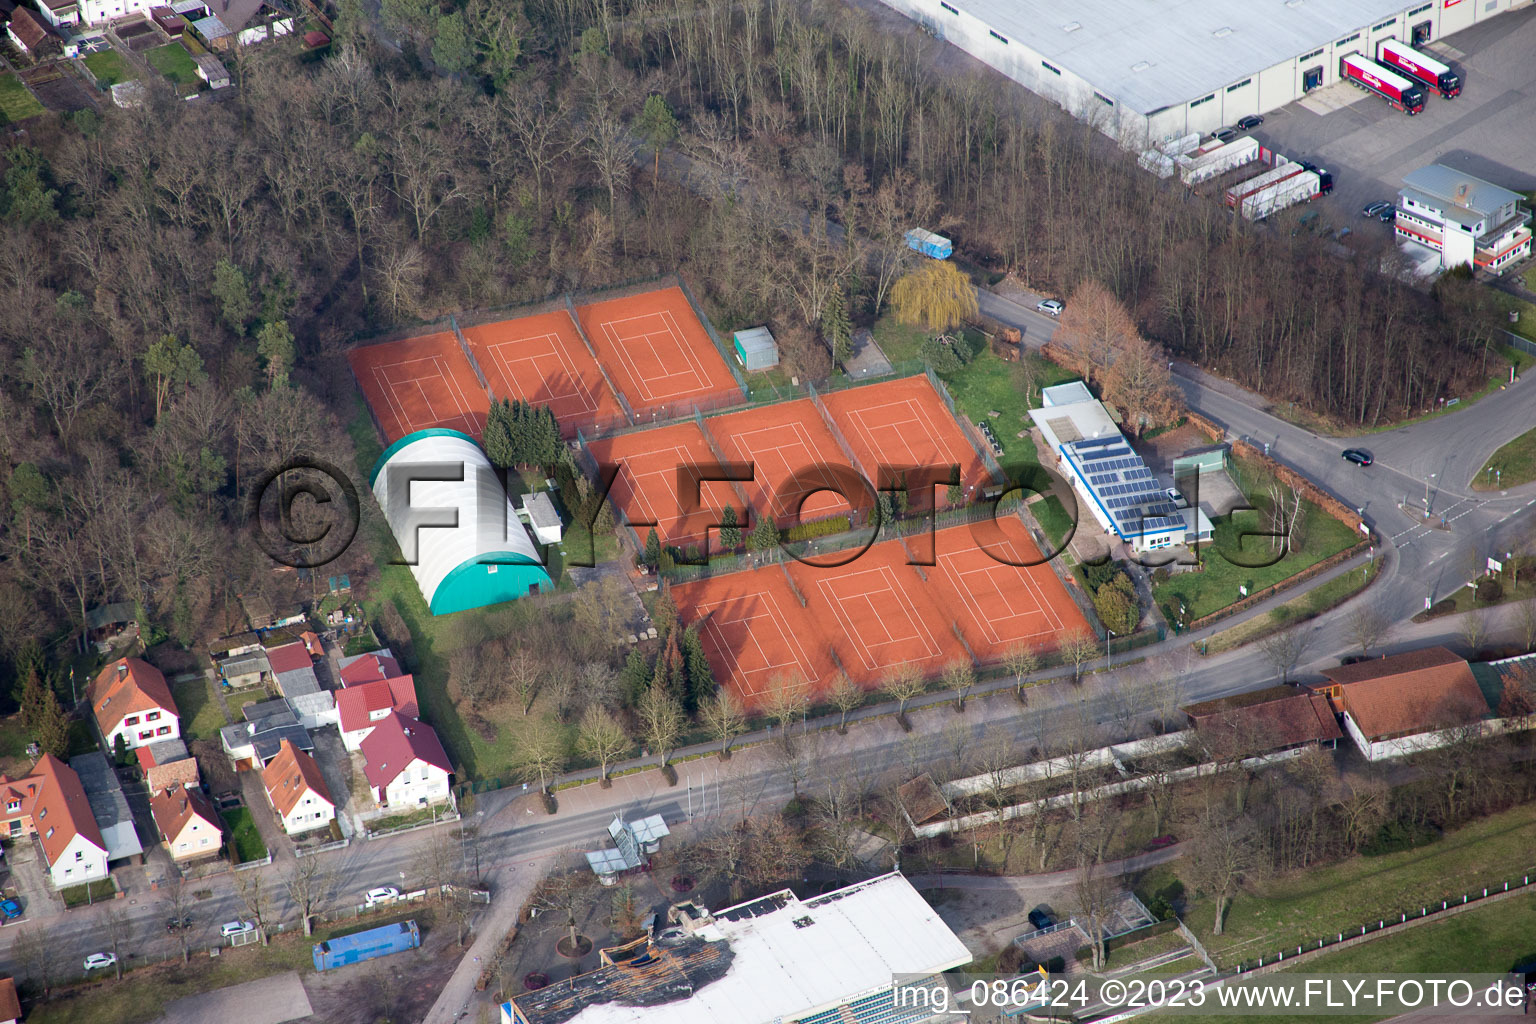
[1377, 39, 1461, 97]
[1340, 53, 1426, 114]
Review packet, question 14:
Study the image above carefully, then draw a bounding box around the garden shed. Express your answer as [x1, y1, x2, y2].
[731, 326, 779, 371]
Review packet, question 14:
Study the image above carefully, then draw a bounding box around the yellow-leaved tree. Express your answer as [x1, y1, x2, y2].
[890, 261, 977, 332]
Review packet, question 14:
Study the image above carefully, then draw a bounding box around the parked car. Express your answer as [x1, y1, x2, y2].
[0, 898, 21, 920]
[220, 920, 256, 938]
[1027, 906, 1057, 931]
[166, 916, 193, 933]
[364, 886, 402, 908]
[1379, 206, 1397, 222]
[83, 952, 117, 971]
[1164, 487, 1188, 509]
[1212, 127, 1238, 142]
[1342, 448, 1374, 467]
[1361, 201, 1392, 218]
[1235, 114, 1265, 130]
[1036, 298, 1064, 317]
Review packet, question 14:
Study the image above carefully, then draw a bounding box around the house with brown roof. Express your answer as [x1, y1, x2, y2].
[0, 754, 109, 886]
[149, 781, 222, 862]
[0, 976, 20, 1024]
[261, 739, 334, 835]
[360, 712, 453, 809]
[88, 658, 180, 753]
[7, 6, 59, 55]
[1183, 686, 1342, 759]
[1308, 646, 1490, 761]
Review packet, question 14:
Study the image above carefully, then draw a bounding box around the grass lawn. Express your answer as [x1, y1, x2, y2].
[59, 878, 116, 908]
[1204, 561, 1378, 653]
[1175, 801, 1536, 967]
[869, 314, 930, 363]
[1148, 893, 1536, 1023]
[1496, 293, 1536, 346]
[144, 43, 200, 91]
[0, 714, 34, 769]
[82, 51, 136, 88]
[1524, 264, 1536, 295]
[366, 805, 445, 833]
[1153, 460, 1361, 622]
[0, 74, 43, 123]
[1474, 422, 1536, 489]
[172, 675, 227, 742]
[1030, 495, 1073, 548]
[220, 807, 266, 862]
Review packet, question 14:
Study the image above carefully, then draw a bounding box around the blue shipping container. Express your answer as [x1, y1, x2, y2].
[904, 228, 952, 260]
[313, 920, 421, 972]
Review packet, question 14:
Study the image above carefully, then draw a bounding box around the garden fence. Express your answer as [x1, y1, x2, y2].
[234, 854, 274, 871]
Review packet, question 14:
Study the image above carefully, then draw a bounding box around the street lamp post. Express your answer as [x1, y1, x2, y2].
[1106, 629, 1113, 669]
[1424, 473, 1436, 517]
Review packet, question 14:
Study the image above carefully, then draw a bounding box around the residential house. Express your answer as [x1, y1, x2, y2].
[0, 755, 109, 886]
[0, 977, 19, 1024]
[209, 631, 262, 659]
[336, 652, 417, 752]
[7, 6, 59, 55]
[149, 781, 222, 862]
[360, 712, 453, 809]
[219, 699, 313, 771]
[217, 649, 270, 690]
[261, 739, 334, 835]
[135, 738, 198, 794]
[87, 658, 180, 753]
[1308, 646, 1490, 761]
[32, 0, 78, 29]
[1183, 686, 1342, 759]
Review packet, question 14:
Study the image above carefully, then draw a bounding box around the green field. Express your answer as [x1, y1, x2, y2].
[145, 43, 201, 91]
[83, 51, 136, 88]
[0, 74, 44, 123]
[1166, 801, 1536, 967]
[1030, 495, 1073, 548]
[1205, 561, 1377, 653]
[1475, 422, 1536, 490]
[220, 807, 266, 862]
[172, 674, 227, 742]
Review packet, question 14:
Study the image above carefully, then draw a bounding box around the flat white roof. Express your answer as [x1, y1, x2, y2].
[1041, 380, 1095, 408]
[1401, 164, 1524, 217]
[521, 490, 561, 531]
[543, 872, 970, 1024]
[955, 0, 1414, 113]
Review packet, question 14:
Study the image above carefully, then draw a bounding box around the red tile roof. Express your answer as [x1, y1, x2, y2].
[360, 712, 451, 789]
[261, 739, 332, 818]
[29, 754, 105, 865]
[265, 641, 313, 675]
[1320, 646, 1488, 739]
[339, 652, 401, 686]
[9, 6, 53, 51]
[336, 674, 417, 734]
[149, 781, 219, 846]
[87, 658, 178, 737]
[1185, 687, 1342, 753]
[0, 976, 19, 1022]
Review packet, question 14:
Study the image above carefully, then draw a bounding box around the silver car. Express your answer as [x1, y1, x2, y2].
[1036, 299, 1064, 317]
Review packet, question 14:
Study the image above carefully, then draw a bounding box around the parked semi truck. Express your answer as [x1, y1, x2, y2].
[1178, 136, 1259, 186]
[1340, 53, 1426, 114]
[1241, 164, 1333, 221]
[904, 228, 952, 260]
[1224, 161, 1300, 208]
[313, 920, 420, 972]
[1377, 39, 1461, 98]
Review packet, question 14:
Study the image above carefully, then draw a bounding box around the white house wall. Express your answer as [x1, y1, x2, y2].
[379, 762, 452, 808]
[49, 834, 109, 886]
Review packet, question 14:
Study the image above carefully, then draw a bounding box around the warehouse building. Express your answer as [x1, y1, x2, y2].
[876, 0, 1523, 144]
[1395, 164, 1533, 274]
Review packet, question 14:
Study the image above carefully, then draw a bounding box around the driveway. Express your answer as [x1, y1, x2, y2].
[310, 729, 361, 839]
[157, 970, 313, 1024]
[5, 839, 59, 920]
[237, 770, 291, 862]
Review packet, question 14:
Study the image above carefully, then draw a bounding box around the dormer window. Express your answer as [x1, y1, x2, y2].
[5, 800, 18, 813]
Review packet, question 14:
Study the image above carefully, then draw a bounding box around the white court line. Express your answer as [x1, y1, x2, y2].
[726, 421, 848, 518]
[484, 332, 599, 413]
[844, 397, 965, 486]
[599, 309, 710, 404]
[368, 353, 478, 436]
[939, 547, 1065, 647]
[696, 591, 815, 695]
[815, 566, 942, 673]
[610, 443, 709, 530]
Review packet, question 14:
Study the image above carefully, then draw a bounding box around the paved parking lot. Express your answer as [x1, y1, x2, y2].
[1242, 5, 1536, 233]
[159, 971, 313, 1024]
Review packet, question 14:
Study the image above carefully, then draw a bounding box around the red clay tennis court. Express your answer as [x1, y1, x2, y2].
[672, 569, 836, 709]
[819, 376, 990, 503]
[706, 400, 865, 528]
[460, 311, 627, 438]
[583, 423, 740, 552]
[576, 287, 741, 417]
[787, 539, 969, 686]
[928, 518, 1089, 661]
[348, 332, 489, 444]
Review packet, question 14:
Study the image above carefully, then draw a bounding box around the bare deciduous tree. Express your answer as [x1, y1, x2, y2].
[880, 665, 927, 727]
[1258, 626, 1313, 684]
[1003, 642, 1041, 703]
[827, 672, 864, 733]
[283, 856, 338, 937]
[577, 706, 630, 785]
[943, 658, 977, 712]
[1345, 602, 1393, 657]
[700, 689, 747, 757]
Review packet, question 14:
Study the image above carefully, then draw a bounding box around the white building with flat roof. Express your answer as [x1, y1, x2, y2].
[1395, 164, 1532, 274]
[1030, 383, 1187, 553]
[501, 872, 971, 1024]
[872, 0, 1521, 143]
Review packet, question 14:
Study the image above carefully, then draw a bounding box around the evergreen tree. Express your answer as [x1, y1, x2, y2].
[621, 648, 652, 707]
[719, 505, 741, 550]
[15, 666, 47, 732]
[485, 398, 516, 468]
[748, 514, 779, 552]
[652, 629, 685, 704]
[681, 624, 715, 714]
[643, 529, 662, 570]
[112, 732, 130, 766]
[822, 287, 853, 366]
[37, 691, 70, 759]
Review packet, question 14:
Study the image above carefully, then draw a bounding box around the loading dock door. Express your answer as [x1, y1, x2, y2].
[1303, 66, 1324, 92]
[1412, 20, 1432, 44]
